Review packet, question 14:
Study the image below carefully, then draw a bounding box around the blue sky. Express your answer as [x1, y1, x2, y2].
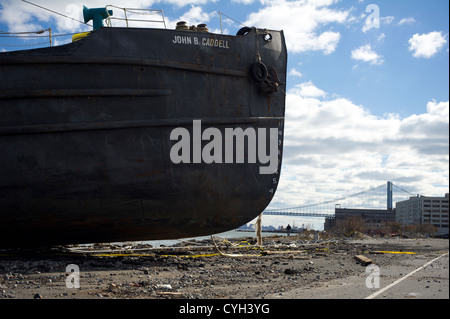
[2, 1, 448, 116]
[1, 1, 449, 227]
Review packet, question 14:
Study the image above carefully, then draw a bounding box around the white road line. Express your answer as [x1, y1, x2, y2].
[365, 252, 449, 299]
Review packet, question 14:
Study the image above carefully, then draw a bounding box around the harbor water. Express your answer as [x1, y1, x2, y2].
[137, 229, 289, 248]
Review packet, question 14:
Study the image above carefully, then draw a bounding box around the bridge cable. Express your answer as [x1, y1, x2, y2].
[268, 184, 386, 212]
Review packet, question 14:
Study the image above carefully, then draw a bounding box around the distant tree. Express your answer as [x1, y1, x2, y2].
[334, 216, 366, 237]
[384, 221, 402, 235]
[402, 223, 438, 237]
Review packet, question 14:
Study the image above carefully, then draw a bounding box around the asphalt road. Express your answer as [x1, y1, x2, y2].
[366, 252, 448, 299]
[272, 247, 449, 299]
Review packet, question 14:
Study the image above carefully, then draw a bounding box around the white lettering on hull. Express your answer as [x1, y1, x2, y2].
[172, 35, 230, 49]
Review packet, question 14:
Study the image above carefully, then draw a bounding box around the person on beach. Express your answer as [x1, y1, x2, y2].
[286, 224, 292, 236]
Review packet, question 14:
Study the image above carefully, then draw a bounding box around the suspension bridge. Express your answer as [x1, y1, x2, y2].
[263, 181, 415, 218]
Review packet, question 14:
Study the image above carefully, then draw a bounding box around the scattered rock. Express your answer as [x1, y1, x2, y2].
[0, 236, 447, 299]
[156, 284, 172, 290]
[284, 268, 297, 275]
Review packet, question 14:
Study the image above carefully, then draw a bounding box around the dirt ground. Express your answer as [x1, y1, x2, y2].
[0, 233, 448, 300]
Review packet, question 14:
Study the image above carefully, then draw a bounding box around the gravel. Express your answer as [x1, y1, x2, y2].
[0, 235, 448, 299]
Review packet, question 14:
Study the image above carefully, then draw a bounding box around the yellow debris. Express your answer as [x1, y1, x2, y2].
[375, 251, 417, 255]
[72, 32, 91, 42]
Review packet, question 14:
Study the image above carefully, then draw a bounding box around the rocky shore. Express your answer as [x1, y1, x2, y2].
[0, 234, 448, 300]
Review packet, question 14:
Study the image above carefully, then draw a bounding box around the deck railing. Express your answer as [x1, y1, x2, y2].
[105, 6, 167, 29]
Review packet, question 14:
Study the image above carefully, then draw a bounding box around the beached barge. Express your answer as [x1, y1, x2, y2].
[0, 7, 287, 248]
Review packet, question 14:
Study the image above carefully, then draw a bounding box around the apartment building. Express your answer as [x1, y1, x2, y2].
[396, 193, 449, 235]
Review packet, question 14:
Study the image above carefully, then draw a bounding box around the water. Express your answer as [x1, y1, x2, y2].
[135, 229, 288, 248]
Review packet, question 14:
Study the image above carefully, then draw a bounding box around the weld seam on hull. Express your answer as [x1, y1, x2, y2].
[0, 56, 247, 77]
[0, 89, 172, 99]
[0, 117, 284, 136]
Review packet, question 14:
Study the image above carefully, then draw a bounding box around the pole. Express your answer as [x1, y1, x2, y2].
[48, 28, 52, 47]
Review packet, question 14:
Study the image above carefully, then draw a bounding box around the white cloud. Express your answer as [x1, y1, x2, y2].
[290, 81, 326, 98]
[427, 100, 449, 118]
[381, 16, 394, 25]
[177, 5, 216, 26]
[289, 68, 303, 78]
[377, 33, 385, 42]
[244, 0, 350, 54]
[351, 44, 383, 65]
[408, 31, 447, 58]
[398, 17, 415, 26]
[231, 0, 255, 4]
[164, 0, 218, 7]
[269, 83, 449, 209]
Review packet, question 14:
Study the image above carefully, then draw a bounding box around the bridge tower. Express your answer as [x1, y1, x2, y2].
[387, 181, 393, 211]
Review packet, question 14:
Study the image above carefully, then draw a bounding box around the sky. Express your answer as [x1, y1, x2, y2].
[1, 0, 449, 228]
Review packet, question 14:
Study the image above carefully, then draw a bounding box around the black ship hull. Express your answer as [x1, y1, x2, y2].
[0, 27, 287, 248]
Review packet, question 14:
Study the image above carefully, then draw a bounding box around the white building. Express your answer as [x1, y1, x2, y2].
[396, 193, 449, 235]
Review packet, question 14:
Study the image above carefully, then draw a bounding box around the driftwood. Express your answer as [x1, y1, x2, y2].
[354, 255, 373, 266]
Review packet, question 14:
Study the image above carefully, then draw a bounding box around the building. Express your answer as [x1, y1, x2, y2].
[396, 193, 449, 235]
[324, 208, 396, 233]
